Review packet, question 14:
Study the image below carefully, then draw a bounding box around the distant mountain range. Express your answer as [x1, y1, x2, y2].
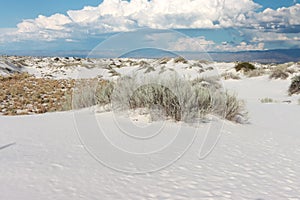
[1, 48, 299, 63]
[205, 48, 300, 63]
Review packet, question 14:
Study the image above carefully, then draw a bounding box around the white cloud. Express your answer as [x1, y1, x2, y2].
[251, 4, 300, 31]
[215, 41, 265, 51]
[169, 36, 265, 52]
[6, 0, 261, 41]
[1, 0, 300, 51]
[170, 36, 216, 51]
[18, 14, 72, 33]
[251, 32, 300, 42]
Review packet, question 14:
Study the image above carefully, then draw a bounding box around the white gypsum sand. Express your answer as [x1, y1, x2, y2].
[0, 56, 300, 199]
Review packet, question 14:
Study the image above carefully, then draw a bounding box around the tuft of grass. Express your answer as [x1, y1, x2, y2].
[72, 79, 98, 109]
[235, 62, 256, 72]
[288, 75, 300, 95]
[245, 68, 266, 78]
[260, 97, 274, 103]
[95, 80, 115, 105]
[158, 57, 171, 64]
[222, 72, 241, 80]
[269, 66, 289, 80]
[223, 92, 247, 122]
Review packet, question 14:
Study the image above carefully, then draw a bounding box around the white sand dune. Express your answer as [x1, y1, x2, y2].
[0, 57, 300, 199]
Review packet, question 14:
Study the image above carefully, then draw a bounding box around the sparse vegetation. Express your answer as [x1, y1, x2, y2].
[0, 56, 248, 123]
[223, 92, 247, 122]
[245, 68, 266, 77]
[260, 98, 274, 103]
[269, 66, 289, 79]
[235, 62, 256, 72]
[145, 66, 155, 73]
[174, 56, 188, 64]
[222, 72, 241, 80]
[158, 57, 171, 64]
[82, 75, 247, 123]
[0, 73, 74, 115]
[288, 75, 300, 95]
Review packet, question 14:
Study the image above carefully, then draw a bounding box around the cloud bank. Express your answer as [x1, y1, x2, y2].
[1, 0, 300, 51]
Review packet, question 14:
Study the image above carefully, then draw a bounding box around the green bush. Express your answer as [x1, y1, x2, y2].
[235, 62, 256, 72]
[289, 75, 300, 95]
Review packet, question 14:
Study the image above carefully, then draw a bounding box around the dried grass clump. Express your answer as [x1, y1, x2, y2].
[223, 92, 247, 122]
[222, 72, 241, 80]
[158, 57, 171, 64]
[288, 75, 300, 95]
[269, 66, 289, 80]
[72, 79, 98, 109]
[245, 68, 266, 77]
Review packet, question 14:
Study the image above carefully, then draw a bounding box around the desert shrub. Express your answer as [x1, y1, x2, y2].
[223, 92, 247, 122]
[158, 57, 171, 64]
[95, 80, 115, 105]
[235, 62, 256, 72]
[269, 66, 289, 79]
[95, 75, 246, 123]
[108, 68, 121, 77]
[245, 68, 266, 77]
[144, 66, 155, 73]
[174, 56, 188, 64]
[128, 84, 181, 121]
[191, 76, 221, 90]
[288, 75, 300, 95]
[138, 60, 150, 68]
[222, 72, 241, 80]
[72, 79, 98, 109]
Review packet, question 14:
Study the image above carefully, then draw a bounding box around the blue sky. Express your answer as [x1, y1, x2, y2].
[0, 0, 298, 28]
[0, 0, 103, 28]
[0, 0, 300, 56]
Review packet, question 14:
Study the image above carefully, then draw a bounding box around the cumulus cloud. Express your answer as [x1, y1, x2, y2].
[170, 36, 216, 51]
[170, 36, 265, 52]
[251, 31, 300, 42]
[8, 0, 261, 41]
[252, 4, 300, 32]
[2, 0, 300, 52]
[215, 41, 265, 51]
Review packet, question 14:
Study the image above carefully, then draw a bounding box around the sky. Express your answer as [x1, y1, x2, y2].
[0, 0, 300, 56]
